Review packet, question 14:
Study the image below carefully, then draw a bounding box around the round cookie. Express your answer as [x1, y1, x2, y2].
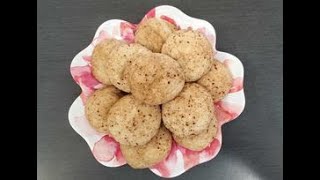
[107, 95, 161, 146]
[91, 39, 124, 85]
[161, 29, 214, 82]
[106, 43, 151, 92]
[197, 59, 233, 102]
[85, 86, 124, 133]
[173, 117, 218, 151]
[135, 18, 177, 53]
[162, 83, 214, 137]
[128, 53, 185, 105]
[120, 126, 172, 169]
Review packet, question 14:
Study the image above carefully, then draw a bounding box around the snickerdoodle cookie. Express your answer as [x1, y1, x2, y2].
[107, 43, 151, 92]
[120, 126, 172, 169]
[135, 18, 177, 53]
[85, 86, 124, 133]
[162, 83, 214, 137]
[128, 53, 185, 105]
[161, 30, 214, 82]
[173, 117, 218, 151]
[107, 95, 161, 146]
[91, 39, 124, 85]
[197, 59, 232, 102]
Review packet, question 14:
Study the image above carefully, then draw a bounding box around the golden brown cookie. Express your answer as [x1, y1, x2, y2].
[161, 29, 214, 82]
[135, 18, 177, 53]
[120, 126, 172, 169]
[197, 59, 232, 102]
[173, 117, 218, 151]
[85, 86, 124, 133]
[91, 39, 124, 85]
[127, 53, 185, 105]
[106, 43, 151, 92]
[162, 83, 214, 137]
[107, 95, 161, 146]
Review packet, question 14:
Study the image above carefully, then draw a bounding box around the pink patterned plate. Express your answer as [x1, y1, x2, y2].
[68, 5, 245, 178]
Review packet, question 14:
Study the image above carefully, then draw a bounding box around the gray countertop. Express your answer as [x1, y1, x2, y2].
[37, 0, 283, 179]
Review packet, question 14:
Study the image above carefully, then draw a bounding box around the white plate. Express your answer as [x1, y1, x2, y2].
[68, 5, 245, 178]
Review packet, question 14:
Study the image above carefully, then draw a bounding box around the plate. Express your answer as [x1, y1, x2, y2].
[68, 5, 245, 178]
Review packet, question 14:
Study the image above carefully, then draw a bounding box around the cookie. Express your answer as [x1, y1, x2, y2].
[107, 95, 161, 146]
[85, 86, 124, 133]
[128, 53, 185, 105]
[173, 117, 218, 151]
[106, 43, 151, 92]
[91, 39, 124, 85]
[161, 29, 214, 82]
[162, 83, 214, 137]
[135, 18, 177, 53]
[120, 126, 172, 169]
[197, 59, 232, 102]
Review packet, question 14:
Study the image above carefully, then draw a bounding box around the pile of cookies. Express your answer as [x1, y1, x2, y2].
[85, 18, 233, 169]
